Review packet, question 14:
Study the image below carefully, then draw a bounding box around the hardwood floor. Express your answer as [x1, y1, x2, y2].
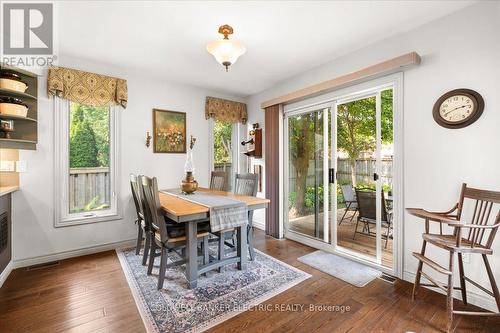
[1, 230, 498, 332]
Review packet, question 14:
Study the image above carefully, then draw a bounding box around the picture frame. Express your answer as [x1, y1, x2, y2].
[153, 109, 187, 153]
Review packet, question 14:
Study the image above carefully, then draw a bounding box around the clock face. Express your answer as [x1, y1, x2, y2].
[433, 89, 484, 129]
[439, 94, 476, 123]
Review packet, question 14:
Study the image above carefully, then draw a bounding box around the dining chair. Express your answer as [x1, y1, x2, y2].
[353, 189, 392, 248]
[210, 171, 227, 191]
[140, 175, 210, 290]
[216, 173, 259, 267]
[339, 184, 358, 225]
[407, 183, 500, 333]
[130, 174, 150, 265]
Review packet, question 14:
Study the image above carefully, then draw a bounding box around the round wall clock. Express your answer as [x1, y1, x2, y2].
[432, 88, 484, 129]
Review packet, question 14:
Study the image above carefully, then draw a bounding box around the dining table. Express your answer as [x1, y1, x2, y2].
[158, 187, 270, 289]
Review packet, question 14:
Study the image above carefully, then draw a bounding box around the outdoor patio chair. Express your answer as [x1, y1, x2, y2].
[353, 189, 392, 248]
[339, 184, 358, 225]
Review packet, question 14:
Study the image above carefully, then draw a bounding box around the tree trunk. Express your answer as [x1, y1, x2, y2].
[350, 158, 356, 187]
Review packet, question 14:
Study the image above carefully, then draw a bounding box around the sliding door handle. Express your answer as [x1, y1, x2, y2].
[329, 168, 335, 184]
[373, 173, 379, 181]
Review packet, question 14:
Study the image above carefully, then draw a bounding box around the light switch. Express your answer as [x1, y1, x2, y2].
[16, 160, 27, 173]
[0, 161, 15, 172]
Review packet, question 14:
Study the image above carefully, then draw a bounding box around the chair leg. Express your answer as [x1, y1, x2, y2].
[142, 230, 150, 266]
[349, 208, 357, 222]
[446, 252, 455, 333]
[157, 247, 167, 290]
[483, 254, 500, 312]
[135, 223, 143, 255]
[457, 253, 467, 305]
[339, 202, 350, 225]
[248, 225, 255, 261]
[203, 236, 209, 265]
[353, 219, 360, 240]
[218, 233, 225, 273]
[384, 225, 389, 249]
[412, 240, 427, 300]
[147, 239, 156, 275]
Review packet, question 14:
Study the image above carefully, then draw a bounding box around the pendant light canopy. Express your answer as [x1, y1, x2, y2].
[206, 25, 246, 71]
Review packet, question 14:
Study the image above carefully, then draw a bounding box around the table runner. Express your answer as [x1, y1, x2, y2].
[161, 189, 248, 232]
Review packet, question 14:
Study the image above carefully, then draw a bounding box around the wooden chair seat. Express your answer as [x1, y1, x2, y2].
[423, 234, 493, 254]
[155, 231, 209, 244]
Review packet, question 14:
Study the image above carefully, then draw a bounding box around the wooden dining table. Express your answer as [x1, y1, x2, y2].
[158, 187, 270, 289]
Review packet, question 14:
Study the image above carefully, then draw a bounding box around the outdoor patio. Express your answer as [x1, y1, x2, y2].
[288, 208, 393, 268]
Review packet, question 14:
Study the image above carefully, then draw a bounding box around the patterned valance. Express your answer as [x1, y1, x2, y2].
[47, 66, 128, 108]
[205, 96, 247, 124]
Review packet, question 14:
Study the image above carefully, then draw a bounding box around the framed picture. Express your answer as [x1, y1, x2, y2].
[153, 109, 186, 153]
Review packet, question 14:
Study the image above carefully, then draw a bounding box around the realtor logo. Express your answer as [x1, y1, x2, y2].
[2, 3, 53, 55]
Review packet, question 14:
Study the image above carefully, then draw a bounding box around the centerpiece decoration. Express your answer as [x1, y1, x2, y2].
[181, 135, 198, 194]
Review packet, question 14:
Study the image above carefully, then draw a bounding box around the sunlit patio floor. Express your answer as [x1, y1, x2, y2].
[288, 209, 393, 268]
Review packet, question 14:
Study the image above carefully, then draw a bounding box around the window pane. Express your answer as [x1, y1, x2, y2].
[213, 120, 233, 190]
[68, 102, 111, 213]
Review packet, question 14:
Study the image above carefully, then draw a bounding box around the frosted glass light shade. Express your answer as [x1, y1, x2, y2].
[206, 39, 246, 70]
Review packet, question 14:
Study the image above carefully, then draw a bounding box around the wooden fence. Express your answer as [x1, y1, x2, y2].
[69, 167, 110, 213]
[288, 158, 393, 190]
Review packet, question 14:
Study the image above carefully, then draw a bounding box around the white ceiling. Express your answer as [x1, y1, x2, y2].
[58, 1, 475, 97]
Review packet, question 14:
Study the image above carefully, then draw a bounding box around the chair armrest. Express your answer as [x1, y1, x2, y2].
[447, 221, 500, 229]
[429, 203, 459, 215]
[406, 208, 459, 224]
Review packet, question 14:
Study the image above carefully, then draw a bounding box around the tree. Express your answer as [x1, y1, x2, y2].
[213, 120, 232, 164]
[287, 89, 393, 214]
[288, 112, 319, 215]
[336, 89, 393, 185]
[69, 104, 99, 168]
[69, 103, 110, 168]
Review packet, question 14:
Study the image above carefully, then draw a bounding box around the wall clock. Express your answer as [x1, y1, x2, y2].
[433, 88, 484, 129]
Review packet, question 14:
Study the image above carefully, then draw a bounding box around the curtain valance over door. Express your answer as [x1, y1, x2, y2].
[205, 96, 247, 124]
[47, 66, 128, 108]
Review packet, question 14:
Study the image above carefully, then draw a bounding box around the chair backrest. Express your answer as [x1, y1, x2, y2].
[140, 176, 168, 243]
[355, 189, 388, 222]
[130, 174, 144, 221]
[456, 183, 500, 249]
[234, 173, 258, 197]
[210, 171, 227, 191]
[341, 184, 356, 202]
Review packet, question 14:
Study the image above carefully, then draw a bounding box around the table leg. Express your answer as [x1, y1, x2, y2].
[237, 224, 248, 270]
[185, 221, 198, 289]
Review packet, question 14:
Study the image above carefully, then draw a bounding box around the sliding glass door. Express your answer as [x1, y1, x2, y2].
[285, 105, 332, 243]
[284, 79, 397, 272]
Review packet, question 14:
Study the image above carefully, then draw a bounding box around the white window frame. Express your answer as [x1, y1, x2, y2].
[54, 97, 121, 227]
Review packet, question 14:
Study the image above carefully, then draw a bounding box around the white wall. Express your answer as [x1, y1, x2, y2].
[12, 55, 243, 263]
[246, 1, 500, 310]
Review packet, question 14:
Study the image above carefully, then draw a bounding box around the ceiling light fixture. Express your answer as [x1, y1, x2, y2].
[206, 24, 246, 72]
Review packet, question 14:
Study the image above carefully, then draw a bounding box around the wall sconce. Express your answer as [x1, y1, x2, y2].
[146, 131, 152, 148]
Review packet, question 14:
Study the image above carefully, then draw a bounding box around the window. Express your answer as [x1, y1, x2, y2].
[55, 98, 120, 226]
[210, 120, 240, 190]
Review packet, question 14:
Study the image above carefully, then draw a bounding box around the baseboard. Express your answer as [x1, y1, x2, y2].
[0, 261, 14, 288]
[11, 238, 136, 270]
[252, 218, 265, 231]
[403, 270, 498, 313]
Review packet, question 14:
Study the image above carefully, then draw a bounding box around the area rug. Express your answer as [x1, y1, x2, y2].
[298, 250, 381, 287]
[116, 246, 310, 333]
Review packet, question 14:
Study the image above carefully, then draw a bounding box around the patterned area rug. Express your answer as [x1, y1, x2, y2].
[116, 246, 310, 333]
